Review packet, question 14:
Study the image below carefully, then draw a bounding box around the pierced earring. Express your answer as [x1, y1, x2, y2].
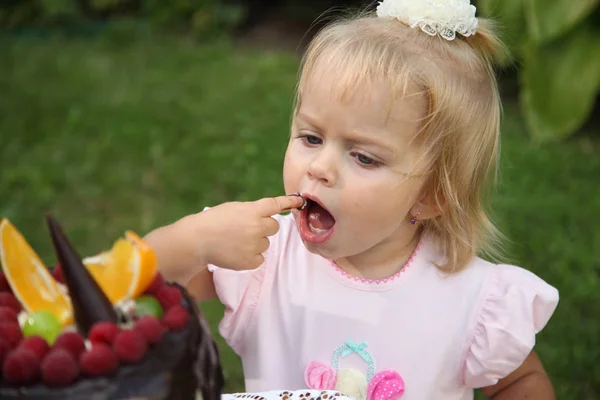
[409, 212, 421, 225]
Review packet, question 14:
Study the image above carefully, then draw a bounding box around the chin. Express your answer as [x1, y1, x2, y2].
[302, 239, 348, 261]
[303, 243, 335, 260]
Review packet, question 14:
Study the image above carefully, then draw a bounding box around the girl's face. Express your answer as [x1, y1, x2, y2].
[283, 67, 431, 268]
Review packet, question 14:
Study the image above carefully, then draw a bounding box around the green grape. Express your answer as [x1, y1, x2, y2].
[22, 310, 62, 344]
[135, 295, 163, 318]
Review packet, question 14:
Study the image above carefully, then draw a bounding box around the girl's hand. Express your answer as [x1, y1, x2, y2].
[180, 195, 304, 271]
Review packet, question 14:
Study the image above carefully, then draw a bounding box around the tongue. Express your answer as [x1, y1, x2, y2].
[307, 202, 335, 230]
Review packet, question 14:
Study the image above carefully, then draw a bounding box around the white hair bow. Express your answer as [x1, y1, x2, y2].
[376, 0, 478, 41]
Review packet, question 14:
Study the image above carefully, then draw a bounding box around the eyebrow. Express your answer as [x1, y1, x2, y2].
[295, 112, 321, 129]
[295, 112, 398, 156]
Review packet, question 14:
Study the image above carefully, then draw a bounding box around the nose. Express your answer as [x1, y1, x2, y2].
[307, 149, 338, 187]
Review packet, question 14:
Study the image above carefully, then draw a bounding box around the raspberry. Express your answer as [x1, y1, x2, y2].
[18, 336, 50, 362]
[89, 322, 120, 345]
[162, 305, 189, 330]
[0, 337, 11, 365]
[2, 348, 40, 384]
[79, 343, 119, 377]
[135, 315, 166, 344]
[41, 348, 79, 387]
[144, 273, 166, 296]
[0, 292, 21, 313]
[0, 306, 18, 324]
[0, 271, 11, 292]
[155, 285, 182, 310]
[113, 328, 147, 364]
[53, 331, 86, 359]
[52, 264, 64, 284]
[0, 321, 23, 348]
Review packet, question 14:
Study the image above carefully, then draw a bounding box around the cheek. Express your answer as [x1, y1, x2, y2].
[283, 147, 301, 190]
[342, 176, 419, 220]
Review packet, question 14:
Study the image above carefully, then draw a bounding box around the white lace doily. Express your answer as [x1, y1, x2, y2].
[221, 390, 355, 400]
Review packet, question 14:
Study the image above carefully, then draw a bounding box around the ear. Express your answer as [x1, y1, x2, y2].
[409, 179, 442, 222]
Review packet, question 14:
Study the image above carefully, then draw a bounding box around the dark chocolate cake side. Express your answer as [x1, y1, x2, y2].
[0, 216, 225, 400]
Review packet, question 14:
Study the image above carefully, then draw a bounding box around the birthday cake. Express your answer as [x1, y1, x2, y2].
[0, 215, 224, 400]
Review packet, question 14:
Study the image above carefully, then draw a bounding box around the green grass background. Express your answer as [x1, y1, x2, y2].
[1, 31, 599, 398]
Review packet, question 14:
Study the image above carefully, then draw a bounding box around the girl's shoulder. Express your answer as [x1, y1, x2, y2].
[418, 235, 559, 308]
[456, 256, 559, 388]
[414, 235, 559, 387]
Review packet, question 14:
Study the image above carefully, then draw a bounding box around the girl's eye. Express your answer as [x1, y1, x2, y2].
[353, 152, 380, 167]
[302, 135, 322, 145]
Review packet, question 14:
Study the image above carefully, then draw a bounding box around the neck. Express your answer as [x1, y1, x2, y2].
[334, 230, 422, 281]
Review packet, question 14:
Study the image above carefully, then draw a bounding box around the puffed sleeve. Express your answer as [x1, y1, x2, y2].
[203, 207, 281, 355]
[462, 264, 559, 388]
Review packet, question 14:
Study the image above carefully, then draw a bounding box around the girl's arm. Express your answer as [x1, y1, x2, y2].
[186, 268, 217, 302]
[480, 351, 555, 400]
[144, 195, 304, 302]
[144, 219, 217, 303]
[143, 216, 209, 285]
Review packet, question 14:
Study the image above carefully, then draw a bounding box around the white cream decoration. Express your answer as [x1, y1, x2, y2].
[335, 368, 368, 400]
[17, 310, 28, 328]
[376, 0, 478, 40]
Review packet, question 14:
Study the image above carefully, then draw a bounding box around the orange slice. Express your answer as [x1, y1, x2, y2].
[83, 230, 158, 304]
[0, 218, 73, 326]
[124, 230, 158, 298]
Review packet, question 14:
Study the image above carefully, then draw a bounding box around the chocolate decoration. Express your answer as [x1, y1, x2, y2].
[290, 192, 308, 210]
[45, 214, 118, 336]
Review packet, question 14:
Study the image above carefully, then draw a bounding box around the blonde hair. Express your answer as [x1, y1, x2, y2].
[295, 11, 511, 273]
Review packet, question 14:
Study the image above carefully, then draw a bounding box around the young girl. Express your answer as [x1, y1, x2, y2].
[144, 0, 559, 399]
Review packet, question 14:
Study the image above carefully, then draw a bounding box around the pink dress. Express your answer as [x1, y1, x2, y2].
[207, 212, 559, 400]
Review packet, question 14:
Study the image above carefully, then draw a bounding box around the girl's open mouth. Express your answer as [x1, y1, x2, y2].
[298, 196, 336, 244]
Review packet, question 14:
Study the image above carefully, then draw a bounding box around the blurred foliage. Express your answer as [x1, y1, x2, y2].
[0, 0, 245, 38]
[5, 0, 597, 144]
[477, 0, 600, 143]
[140, 0, 244, 36]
